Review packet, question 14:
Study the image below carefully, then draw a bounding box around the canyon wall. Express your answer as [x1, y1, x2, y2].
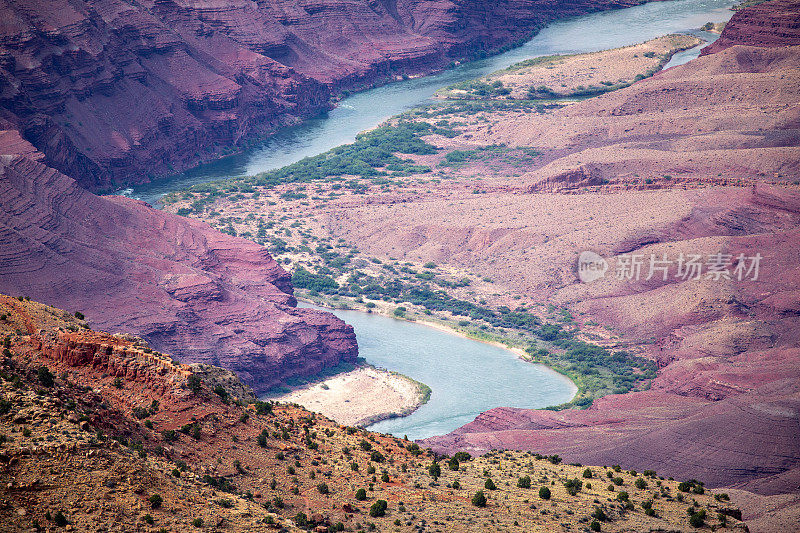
[0, 0, 650, 191]
[702, 0, 800, 53]
[405, 0, 800, 497]
[0, 146, 357, 394]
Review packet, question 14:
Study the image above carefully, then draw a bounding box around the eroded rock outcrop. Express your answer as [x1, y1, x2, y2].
[0, 154, 357, 394]
[702, 0, 800, 54]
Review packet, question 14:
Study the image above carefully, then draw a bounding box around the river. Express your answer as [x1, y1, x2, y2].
[128, 0, 736, 439]
[129, 0, 736, 205]
[300, 304, 577, 440]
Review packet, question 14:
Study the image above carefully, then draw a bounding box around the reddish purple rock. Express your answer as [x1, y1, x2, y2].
[0, 153, 357, 394]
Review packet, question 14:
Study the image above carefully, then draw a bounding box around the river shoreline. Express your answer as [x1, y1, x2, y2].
[298, 297, 578, 401]
[129, 0, 737, 205]
[269, 364, 431, 427]
[308, 299, 532, 359]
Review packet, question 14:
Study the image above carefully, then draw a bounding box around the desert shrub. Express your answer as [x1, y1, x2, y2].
[54, 511, 68, 527]
[517, 476, 531, 489]
[592, 507, 607, 522]
[37, 366, 54, 387]
[369, 499, 388, 517]
[446, 455, 460, 471]
[539, 486, 551, 500]
[148, 494, 163, 509]
[254, 401, 272, 415]
[355, 488, 367, 501]
[0, 399, 12, 415]
[428, 462, 441, 479]
[187, 375, 202, 393]
[317, 483, 330, 495]
[370, 450, 385, 463]
[292, 268, 339, 293]
[213, 385, 228, 402]
[564, 478, 583, 496]
[484, 478, 497, 490]
[689, 509, 706, 527]
[583, 468, 594, 478]
[294, 512, 308, 527]
[453, 451, 472, 462]
[472, 491, 487, 507]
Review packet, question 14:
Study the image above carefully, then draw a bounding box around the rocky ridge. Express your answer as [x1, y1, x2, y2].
[0, 295, 746, 531]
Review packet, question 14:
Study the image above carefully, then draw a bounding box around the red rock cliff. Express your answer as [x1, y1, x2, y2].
[0, 0, 651, 190]
[0, 150, 358, 394]
[702, 0, 800, 54]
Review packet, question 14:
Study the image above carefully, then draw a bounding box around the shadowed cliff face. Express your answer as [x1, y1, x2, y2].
[0, 0, 649, 190]
[0, 150, 358, 394]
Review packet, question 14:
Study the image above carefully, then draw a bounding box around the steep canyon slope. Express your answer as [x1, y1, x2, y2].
[0, 143, 357, 394]
[0, 0, 653, 191]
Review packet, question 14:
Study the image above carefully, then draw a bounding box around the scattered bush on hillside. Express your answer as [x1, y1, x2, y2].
[472, 491, 487, 507]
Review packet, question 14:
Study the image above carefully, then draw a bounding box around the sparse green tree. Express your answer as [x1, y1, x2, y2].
[428, 461, 441, 479]
[369, 499, 387, 517]
[471, 491, 487, 507]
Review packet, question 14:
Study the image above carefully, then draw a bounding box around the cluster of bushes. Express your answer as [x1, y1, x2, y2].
[527, 85, 559, 99]
[239, 120, 455, 186]
[173, 119, 461, 212]
[678, 479, 705, 494]
[564, 478, 583, 496]
[442, 79, 511, 98]
[439, 144, 541, 169]
[528, 336, 658, 408]
[369, 499, 388, 517]
[201, 474, 236, 494]
[291, 267, 339, 293]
